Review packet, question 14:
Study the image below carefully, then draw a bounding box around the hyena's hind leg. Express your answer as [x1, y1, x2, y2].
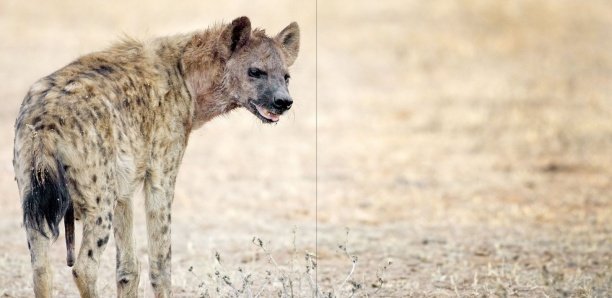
[70, 175, 116, 298]
[21, 160, 72, 298]
[114, 198, 140, 297]
[113, 151, 140, 297]
[26, 226, 52, 298]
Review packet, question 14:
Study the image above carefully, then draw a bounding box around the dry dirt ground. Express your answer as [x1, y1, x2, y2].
[0, 0, 611, 297]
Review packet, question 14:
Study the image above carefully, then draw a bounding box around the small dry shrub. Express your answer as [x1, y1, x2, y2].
[188, 228, 391, 297]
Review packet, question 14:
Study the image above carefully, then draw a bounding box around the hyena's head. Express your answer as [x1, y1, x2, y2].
[218, 17, 300, 123]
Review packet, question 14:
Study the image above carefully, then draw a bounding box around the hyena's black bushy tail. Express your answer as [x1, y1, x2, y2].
[23, 159, 70, 239]
[22, 158, 75, 266]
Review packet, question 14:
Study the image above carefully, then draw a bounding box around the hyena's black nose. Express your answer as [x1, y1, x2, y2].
[273, 97, 293, 110]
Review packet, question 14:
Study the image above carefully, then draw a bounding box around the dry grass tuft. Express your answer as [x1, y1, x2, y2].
[187, 229, 392, 298]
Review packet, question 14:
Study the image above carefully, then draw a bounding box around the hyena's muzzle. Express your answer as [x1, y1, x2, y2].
[247, 68, 293, 123]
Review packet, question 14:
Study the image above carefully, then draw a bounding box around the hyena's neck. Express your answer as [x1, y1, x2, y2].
[178, 25, 239, 129]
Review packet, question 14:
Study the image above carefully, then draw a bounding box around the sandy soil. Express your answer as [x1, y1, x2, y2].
[0, 0, 610, 297]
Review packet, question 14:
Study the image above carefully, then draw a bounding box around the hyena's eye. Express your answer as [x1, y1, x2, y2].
[284, 74, 290, 84]
[248, 67, 267, 78]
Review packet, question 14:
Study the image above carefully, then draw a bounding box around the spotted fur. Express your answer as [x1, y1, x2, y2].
[13, 16, 299, 298]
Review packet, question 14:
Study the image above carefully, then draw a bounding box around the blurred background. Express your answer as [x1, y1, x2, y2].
[1, 0, 611, 296]
[317, 0, 611, 296]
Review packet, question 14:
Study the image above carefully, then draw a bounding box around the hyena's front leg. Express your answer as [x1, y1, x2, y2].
[144, 168, 176, 297]
[114, 198, 140, 297]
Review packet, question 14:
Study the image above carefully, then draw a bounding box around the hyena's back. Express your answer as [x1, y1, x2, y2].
[13, 41, 161, 238]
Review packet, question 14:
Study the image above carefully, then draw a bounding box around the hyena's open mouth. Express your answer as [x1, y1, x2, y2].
[249, 100, 281, 123]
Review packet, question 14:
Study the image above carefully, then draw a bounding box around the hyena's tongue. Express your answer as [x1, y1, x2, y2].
[255, 105, 280, 122]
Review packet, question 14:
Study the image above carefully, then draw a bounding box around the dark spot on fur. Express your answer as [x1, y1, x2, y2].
[119, 278, 129, 285]
[134, 66, 144, 77]
[95, 65, 114, 76]
[88, 249, 93, 259]
[47, 123, 58, 132]
[127, 76, 136, 89]
[53, 115, 65, 126]
[62, 79, 76, 93]
[176, 61, 184, 77]
[96, 196, 100, 204]
[166, 70, 174, 87]
[92, 175, 97, 183]
[22, 93, 33, 105]
[97, 235, 109, 247]
[161, 225, 168, 234]
[72, 270, 78, 278]
[39, 88, 51, 98]
[107, 212, 113, 221]
[96, 217, 102, 225]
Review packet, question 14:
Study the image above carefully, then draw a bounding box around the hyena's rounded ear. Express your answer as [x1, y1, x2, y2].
[223, 16, 252, 54]
[275, 22, 300, 66]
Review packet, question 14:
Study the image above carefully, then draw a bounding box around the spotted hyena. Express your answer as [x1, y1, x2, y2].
[13, 16, 299, 297]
